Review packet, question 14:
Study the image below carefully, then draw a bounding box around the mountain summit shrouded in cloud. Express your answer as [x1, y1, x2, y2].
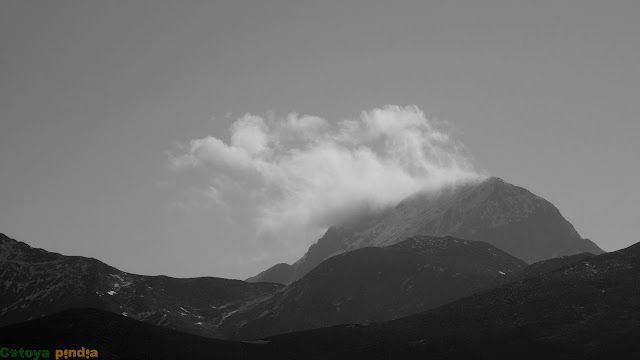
[170, 105, 484, 239]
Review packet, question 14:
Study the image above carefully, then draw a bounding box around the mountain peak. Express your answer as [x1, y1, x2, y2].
[234, 235, 527, 339]
[486, 175, 507, 184]
[249, 176, 604, 284]
[0, 233, 65, 263]
[0, 234, 284, 338]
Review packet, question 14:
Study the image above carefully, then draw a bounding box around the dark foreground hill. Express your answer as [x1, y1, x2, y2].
[249, 177, 604, 284]
[267, 239, 640, 359]
[1, 239, 639, 359]
[514, 252, 596, 281]
[0, 308, 269, 360]
[0, 233, 283, 338]
[231, 235, 526, 339]
[1, 232, 528, 340]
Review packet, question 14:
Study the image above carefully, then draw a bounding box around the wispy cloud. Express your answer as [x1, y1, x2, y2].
[170, 105, 484, 237]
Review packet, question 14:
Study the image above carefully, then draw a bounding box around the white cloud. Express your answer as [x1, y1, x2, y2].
[170, 105, 485, 237]
[205, 186, 226, 207]
[230, 115, 270, 156]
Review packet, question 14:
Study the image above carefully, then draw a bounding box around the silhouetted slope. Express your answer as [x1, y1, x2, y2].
[230, 236, 526, 339]
[515, 252, 596, 281]
[0, 233, 283, 338]
[250, 177, 604, 284]
[6, 240, 638, 359]
[0, 308, 271, 360]
[2, 241, 637, 359]
[245, 263, 296, 284]
[264, 240, 640, 359]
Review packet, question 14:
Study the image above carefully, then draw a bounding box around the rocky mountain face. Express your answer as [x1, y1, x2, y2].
[0, 233, 283, 338]
[261, 239, 640, 359]
[2, 239, 638, 359]
[0, 174, 608, 344]
[249, 177, 604, 284]
[0, 232, 527, 340]
[230, 235, 526, 339]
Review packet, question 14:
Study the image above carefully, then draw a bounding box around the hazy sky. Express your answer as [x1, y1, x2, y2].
[1, 1, 639, 279]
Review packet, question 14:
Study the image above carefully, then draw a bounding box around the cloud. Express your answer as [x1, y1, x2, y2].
[170, 105, 484, 236]
[205, 186, 226, 207]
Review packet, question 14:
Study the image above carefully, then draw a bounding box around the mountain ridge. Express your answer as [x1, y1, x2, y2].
[0, 233, 283, 338]
[248, 177, 604, 284]
[0, 232, 529, 340]
[1, 238, 638, 359]
[229, 235, 527, 339]
[261, 238, 640, 359]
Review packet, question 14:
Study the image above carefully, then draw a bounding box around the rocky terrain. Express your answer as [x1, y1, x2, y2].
[231, 235, 526, 339]
[514, 252, 596, 281]
[1, 232, 529, 340]
[245, 263, 296, 284]
[0, 308, 259, 360]
[249, 177, 604, 284]
[0, 177, 614, 350]
[0, 233, 283, 338]
[263, 238, 640, 359]
[1, 239, 638, 359]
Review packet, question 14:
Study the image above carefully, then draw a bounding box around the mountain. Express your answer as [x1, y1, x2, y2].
[245, 263, 296, 284]
[227, 235, 526, 339]
[262, 239, 640, 359]
[0, 232, 526, 341]
[0, 233, 283, 338]
[249, 177, 604, 284]
[3, 240, 638, 359]
[514, 252, 596, 281]
[0, 308, 269, 360]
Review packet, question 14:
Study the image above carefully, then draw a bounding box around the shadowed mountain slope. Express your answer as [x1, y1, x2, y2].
[2, 240, 638, 359]
[1, 232, 526, 342]
[245, 263, 296, 284]
[263, 239, 640, 359]
[515, 252, 596, 281]
[0, 308, 270, 360]
[0, 233, 283, 338]
[249, 177, 604, 284]
[229, 235, 526, 339]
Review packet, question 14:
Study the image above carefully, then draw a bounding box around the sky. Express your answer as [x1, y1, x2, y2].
[1, 0, 639, 280]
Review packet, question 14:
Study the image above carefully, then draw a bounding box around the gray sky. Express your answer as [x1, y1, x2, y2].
[1, 0, 639, 279]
